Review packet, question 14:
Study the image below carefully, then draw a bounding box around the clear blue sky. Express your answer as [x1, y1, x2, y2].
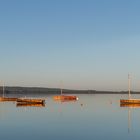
[0, 0, 140, 91]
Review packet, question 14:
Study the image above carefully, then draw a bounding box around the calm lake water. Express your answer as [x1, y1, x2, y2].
[0, 93, 140, 140]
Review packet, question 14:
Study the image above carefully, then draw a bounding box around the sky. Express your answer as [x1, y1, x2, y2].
[0, 0, 140, 91]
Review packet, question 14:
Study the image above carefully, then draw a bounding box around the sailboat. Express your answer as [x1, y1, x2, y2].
[17, 98, 45, 104]
[0, 82, 17, 101]
[53, 88, 78, 101]
[120, 74, 140, 105]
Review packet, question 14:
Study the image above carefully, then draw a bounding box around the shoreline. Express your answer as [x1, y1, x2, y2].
[0, 86, 140, 94]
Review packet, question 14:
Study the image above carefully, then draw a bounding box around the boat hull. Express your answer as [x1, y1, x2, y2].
[53, 95, 78, 101]
[120, 99, 140, 104]
[0, 97, 17, 101]
[17, 98, 45, 104]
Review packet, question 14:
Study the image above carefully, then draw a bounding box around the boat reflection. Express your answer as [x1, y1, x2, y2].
[120, 104, 132, 133]
[120, 103, 140, 108]
[120, 102, 140, 133]
[16, 102, 45, 107]
[55, 99, 77, 103]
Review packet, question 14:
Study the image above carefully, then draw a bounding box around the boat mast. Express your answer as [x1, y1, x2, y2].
[60, 80, 63, 95]
[3, 82, 4, 98]
[128, 74, 131, 99]
[61, 88, 62, 95]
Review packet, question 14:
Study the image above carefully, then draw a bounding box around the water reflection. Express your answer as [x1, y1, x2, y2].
[120, 103, 140, 134]
[54, 99, 77, 103]
[16, 103, 45, 107]
[128, 108, 131, 133]
[120, 103, 140, 108]
[1, 94, 140, 140]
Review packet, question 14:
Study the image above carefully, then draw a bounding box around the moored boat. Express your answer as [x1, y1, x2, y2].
[53, 87, 78, 101]
[53, 95, 78, 101]
[0, 97, 17, 101]
[120, 74, 140, 105]
[120, 99, 140, 104]
[17, 98, 45, 104]
[0, 82, 17, 102]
